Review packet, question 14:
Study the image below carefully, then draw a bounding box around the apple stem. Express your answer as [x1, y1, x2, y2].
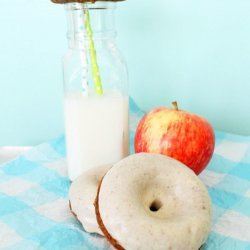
[172, 101, 179, 111]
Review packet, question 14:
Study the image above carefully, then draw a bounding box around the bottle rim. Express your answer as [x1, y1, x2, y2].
[65, 2, 117, 10]
[52, 0, 124, 3]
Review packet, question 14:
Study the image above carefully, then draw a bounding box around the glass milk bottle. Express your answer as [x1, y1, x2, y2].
[63, 1, 129, 181]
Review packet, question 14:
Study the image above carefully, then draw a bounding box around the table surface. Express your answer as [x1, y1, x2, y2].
[0, 147, 31, 165]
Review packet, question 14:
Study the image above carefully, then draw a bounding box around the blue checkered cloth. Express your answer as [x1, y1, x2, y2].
[0, 100, 250, 250]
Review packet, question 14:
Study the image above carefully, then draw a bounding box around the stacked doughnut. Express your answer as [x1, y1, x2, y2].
[69, 153, 212, 250]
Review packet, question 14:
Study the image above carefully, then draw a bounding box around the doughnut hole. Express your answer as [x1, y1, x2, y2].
[141, 181, 178, 219]
[149, 199, 162, 212]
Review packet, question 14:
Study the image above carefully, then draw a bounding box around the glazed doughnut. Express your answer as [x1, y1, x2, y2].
[69, 164, 111, 234]
[95, 153, 212, 250]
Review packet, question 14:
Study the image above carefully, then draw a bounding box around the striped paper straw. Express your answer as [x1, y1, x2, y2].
[85, 9, 104, 96]
[77, 7, 89, 96]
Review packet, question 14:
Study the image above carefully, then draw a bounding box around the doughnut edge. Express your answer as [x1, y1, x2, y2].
[69, 200, 78, 219]
[94, 177, 125, 250]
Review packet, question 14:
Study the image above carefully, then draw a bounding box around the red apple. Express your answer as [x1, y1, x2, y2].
[134, 102, 215, 175]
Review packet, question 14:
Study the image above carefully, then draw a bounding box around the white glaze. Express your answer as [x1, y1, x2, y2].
[98, 153, 212, 250]
[69, 164, 111, 235]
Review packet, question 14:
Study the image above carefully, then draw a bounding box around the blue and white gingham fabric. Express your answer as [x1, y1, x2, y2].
[0, 99, 250, 250]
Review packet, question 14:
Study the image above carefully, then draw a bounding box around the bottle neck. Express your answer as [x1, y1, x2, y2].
[65, 2, 116, 49]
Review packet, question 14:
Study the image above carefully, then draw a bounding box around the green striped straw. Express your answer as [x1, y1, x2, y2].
[84, 9, 104, 96]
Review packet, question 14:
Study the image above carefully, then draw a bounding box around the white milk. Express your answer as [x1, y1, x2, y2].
[64, 92, 129, 181]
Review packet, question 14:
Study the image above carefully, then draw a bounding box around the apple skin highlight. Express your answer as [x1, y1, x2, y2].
[134, 107, 215, 175]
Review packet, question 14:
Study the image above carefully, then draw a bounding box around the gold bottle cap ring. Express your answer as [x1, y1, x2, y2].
[51, 0, 125, 4]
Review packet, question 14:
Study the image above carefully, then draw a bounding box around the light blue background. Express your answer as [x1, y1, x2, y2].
[1, 0, 250, 146]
